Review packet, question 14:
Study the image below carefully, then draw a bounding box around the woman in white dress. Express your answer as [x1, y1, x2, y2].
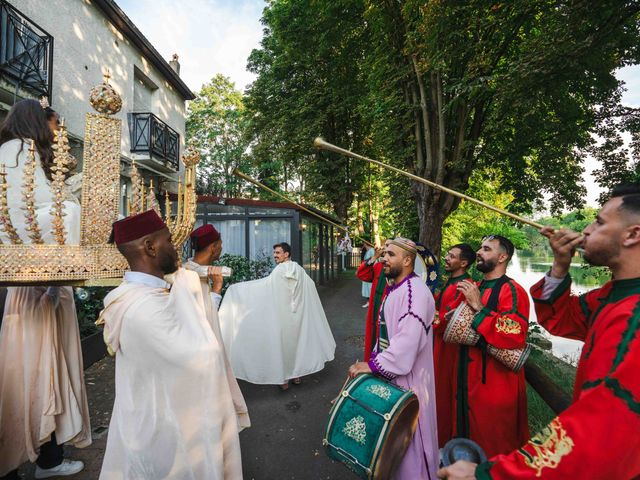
[0, 100, 90, 479]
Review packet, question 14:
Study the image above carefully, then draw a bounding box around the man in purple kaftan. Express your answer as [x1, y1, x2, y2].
[349, 238, 439, 480]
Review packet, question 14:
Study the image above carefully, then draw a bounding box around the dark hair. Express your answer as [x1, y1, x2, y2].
[611, 183, 640, 216]
[273, 242, 291, 256]
[482, 234, 515, 260]
[0, 99, 55, 180]
[451, 243, 476, 266]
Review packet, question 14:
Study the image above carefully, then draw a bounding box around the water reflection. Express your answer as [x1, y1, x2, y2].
[507, 251, 609, 364]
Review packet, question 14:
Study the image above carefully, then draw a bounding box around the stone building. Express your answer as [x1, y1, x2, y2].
[0, 0, 195, 211]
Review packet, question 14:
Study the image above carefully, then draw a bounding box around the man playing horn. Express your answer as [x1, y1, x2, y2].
[184, 224, 250, 431]
[453, 235, 530, 458]
[433, 243, 476, 448]
[438, 183, 640, 479]
[348, 237, 439, 479]
[98, 211, 242, 479]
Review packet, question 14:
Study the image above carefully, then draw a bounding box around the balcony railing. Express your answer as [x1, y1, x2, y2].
[0, 0, 53, 99]
[128, 112, 180, 171]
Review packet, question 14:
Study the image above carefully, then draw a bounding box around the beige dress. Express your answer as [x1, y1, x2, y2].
[0, 139, 90, 475]
[0, 287, 92, 474]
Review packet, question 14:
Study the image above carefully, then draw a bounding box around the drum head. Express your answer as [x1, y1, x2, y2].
[375, 396, 419, 479]
[441, 438, 487, 466]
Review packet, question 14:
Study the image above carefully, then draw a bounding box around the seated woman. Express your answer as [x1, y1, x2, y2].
[0, 100, 80, 244]
[0, 99, 90, 479]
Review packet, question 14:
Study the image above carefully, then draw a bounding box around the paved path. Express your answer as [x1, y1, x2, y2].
[17, 271, 367, 479]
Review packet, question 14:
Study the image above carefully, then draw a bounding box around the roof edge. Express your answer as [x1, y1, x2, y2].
[93, 0, 196, 100]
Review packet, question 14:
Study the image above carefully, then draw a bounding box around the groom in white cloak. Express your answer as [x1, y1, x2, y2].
[219, 242, 336, 390]
[98, 210, 243, 480]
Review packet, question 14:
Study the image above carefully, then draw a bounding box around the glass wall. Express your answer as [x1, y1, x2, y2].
[211, 219, 246, 257]
[249, 219, 290, 261]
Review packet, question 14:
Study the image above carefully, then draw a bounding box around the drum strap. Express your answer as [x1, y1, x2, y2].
[478, 275, 510, 384]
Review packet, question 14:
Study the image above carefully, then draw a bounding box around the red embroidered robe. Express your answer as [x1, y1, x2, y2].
[356, 261, 386, 361]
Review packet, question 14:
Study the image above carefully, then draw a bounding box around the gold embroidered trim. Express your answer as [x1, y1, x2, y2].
[495, 316, 522, 335]
[519, 418, 574, 477]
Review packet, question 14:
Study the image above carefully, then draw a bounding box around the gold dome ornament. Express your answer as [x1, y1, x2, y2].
[89, 71, 122, 115]
[182, 147, 201, 167]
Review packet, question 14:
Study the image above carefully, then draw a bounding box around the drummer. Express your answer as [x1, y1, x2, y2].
[349, 237, 438, 479]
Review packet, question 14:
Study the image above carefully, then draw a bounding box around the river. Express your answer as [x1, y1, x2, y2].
[506, 251, 610, 365]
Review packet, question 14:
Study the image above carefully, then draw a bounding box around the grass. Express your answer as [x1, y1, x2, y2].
[526, 347, 577, 434]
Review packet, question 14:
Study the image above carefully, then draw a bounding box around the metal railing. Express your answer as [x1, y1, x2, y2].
[128, 112, 180, 170]
[0, 0, 53, 100]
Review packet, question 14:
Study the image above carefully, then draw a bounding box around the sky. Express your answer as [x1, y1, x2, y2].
[118, 0, 639, 208]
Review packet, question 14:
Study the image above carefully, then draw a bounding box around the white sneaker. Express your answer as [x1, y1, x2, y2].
[34, 459, 84, 479]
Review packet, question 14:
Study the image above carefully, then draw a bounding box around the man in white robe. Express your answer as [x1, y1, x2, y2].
[184, 224, 250, 430]
[98, 211, 243, 480]
[219, 242, 336, 390]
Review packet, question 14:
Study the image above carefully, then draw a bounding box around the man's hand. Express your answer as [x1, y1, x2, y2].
[437, 460, 478, 479]
[371, 247, 385, 262]
[539, 226, 583, 279]
[348, 361, 371, 378]
[207, 267, 224, 294]
[457, 281, 483, 312]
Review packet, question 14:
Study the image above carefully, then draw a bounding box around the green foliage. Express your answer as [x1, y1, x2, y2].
[442, 167, 528, 253]
[74, 287, 111, 339]
[187, 74, 252, 197]
[213, 254, 273, 295]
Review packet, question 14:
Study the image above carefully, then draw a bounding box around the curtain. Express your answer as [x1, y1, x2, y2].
[249, 219, 290, 261]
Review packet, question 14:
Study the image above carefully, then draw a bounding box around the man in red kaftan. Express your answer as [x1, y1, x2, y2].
[433, 243, 476, 448]
[439, 183, 640, 479]
[454, 235, 530, 458]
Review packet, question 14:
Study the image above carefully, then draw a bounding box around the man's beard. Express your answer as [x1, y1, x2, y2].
[476, 258, 496, 274]
[583, 247, 616, 268]
[384, 264, 402, 281]
[160, 253, 178, 274]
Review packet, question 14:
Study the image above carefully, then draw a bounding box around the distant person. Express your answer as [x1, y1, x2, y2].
[453, 235, 530, 458]
[0, 100, 89, 479]
[433, 243, 475, 448]
[349, 238, 438, 479]
[356, 241, 389, 361]
[439, 184, 640, 479]
[360, 242, 375, 308]
[99, 211, 242, 479]
[184, 224, 250, 431]
[219, 242, 336, 390]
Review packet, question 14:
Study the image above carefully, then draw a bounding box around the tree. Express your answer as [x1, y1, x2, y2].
[187, 74, 250, 197]
[362, 0, 640, 254]
[245, 0, 371, 221]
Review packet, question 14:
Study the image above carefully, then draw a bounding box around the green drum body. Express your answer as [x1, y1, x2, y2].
[323, 374, 419, 479]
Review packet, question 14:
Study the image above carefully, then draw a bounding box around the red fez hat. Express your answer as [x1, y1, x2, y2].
[190, 224, 220, 250]
[108, 210, 167, 245]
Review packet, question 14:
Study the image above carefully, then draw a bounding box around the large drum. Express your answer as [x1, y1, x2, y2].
[324, 374, 419, 479]
[443, 302, 532, 372]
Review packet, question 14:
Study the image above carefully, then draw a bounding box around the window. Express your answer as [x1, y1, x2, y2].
[249, 219, 290, 261]
[211, 220, 245, 257]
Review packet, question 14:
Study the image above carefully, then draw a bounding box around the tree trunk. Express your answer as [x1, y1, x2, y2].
[355, 194, 365, 235]
[412, 181, 453, 259]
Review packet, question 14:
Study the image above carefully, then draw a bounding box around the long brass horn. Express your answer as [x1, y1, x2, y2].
[313, 137, 546, 230]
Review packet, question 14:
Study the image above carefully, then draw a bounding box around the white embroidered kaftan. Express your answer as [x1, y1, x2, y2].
[99, 268, 243, 480]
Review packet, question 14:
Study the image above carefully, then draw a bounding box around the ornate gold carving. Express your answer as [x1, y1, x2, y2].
[128, 161, 143, 216]
[22, 141, 43, 244]
[342, 416, 367, 445]
[50, 125, 71, 244]
[519, 418, 574, 477]
[80, 112, 121, 245]
[496, 316, 522, 335]
[89, 71, 122, 115]
[0, 71, 199, 286]
[0, 164, 22, 245]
